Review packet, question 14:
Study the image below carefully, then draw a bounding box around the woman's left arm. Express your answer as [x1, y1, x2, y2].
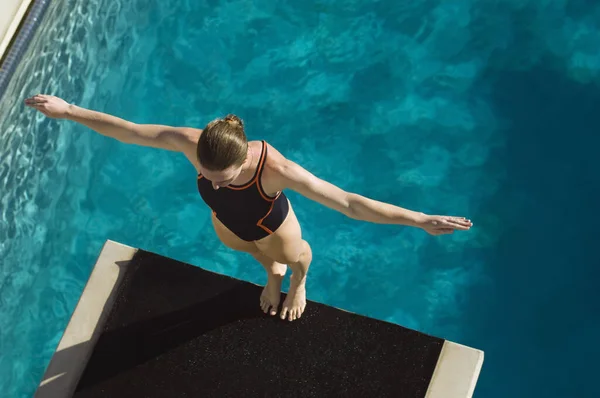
[272, 157, 473, 235]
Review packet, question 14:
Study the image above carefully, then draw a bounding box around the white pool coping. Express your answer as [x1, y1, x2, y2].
[0, 0, 32, 61]
[34, 239, 484, 397]
[34, 240, 138, 398]
[426, 341, 484, 398]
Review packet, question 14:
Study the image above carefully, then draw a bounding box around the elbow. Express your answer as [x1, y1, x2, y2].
[121, 123, 139, 143]
[117, 123, 143, 145]
[344, 193, 360, 220]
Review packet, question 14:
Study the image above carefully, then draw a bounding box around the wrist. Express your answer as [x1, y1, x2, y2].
[65, 104, 77, 119]
[411, 212, 429, 228]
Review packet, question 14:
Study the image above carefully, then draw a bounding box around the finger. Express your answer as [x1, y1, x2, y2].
[28, 94, 47, 102]
[455, 217, 473, 226]
[25, 98, 45, 106]
[444, 216, 470, 223]
[448, 222, 470, 230]
[29, 103, 47, 113]
[444, 219, 471, 230]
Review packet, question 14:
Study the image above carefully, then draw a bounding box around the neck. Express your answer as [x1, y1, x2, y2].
[242, 145, 254, 173]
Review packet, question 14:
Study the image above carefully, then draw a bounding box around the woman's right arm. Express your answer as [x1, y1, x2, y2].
[24, 94, 200, 153]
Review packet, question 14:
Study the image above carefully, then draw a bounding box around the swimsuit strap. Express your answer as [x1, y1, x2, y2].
[197, 141, 267, 189]
[256, 141, 278, 200]
[255, 140, 267, 179]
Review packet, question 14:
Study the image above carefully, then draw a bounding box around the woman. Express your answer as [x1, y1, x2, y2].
[24, 94, 473, 322]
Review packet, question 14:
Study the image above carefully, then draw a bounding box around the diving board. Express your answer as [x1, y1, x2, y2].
[35, 240, 483, 398]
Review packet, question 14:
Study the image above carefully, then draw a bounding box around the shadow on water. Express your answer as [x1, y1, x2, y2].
[462, 62, 600, 398]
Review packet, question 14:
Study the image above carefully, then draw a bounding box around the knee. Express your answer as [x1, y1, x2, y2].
[286, 240, 311, 265]
[257, 240, 311, 265]
[300, 240, 312, 262]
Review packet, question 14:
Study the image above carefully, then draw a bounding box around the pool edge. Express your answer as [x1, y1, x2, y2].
[425, 340, 484, 398]
[0, 0, 52, 101]
[0, 0, 33, 61]
[34, 240, 138, 398]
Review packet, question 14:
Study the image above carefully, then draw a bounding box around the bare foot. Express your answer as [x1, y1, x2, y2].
[280, 275, 306, 321]
[260, 270, 285, 316]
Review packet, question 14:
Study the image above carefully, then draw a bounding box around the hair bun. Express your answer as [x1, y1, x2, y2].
[223, 114, 244, 128]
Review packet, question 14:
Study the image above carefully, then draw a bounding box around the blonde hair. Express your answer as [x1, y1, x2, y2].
[197, 114, 248, 171]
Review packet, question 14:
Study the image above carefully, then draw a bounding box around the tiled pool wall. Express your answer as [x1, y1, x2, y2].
[0, 0, 52, 100]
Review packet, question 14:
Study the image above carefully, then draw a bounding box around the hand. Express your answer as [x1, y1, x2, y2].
[24, 94, 71, 119]
[418, 214, 473, 236]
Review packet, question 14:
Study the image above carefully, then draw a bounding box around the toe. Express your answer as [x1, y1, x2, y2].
[260, 299, 269, 313]
[280, 307, 288, 320]
[269, 306, 277, 316]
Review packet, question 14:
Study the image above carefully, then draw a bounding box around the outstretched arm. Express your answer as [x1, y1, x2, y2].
[24, 94, 197, 152]
[274, 159, 473, 235]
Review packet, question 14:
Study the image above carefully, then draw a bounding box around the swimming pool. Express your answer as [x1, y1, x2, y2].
[1, 0, 599, 397]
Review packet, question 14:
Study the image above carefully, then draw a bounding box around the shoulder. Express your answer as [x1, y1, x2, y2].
[261, 141, 351, 213]
[262, 141, 293, 178]
[155, 126, 202, 151]
[170, 127, 202, 172]
[261, 142, 317, 192]
[176, 127, 202, 145]
[260, 142, 291, 193]
[263, 141, 286, 165]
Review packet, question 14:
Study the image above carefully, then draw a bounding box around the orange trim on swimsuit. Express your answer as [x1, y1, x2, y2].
[216, 142, 279, 201]
[225, 141, 267, 190]
[196, 140, 290, 241]
[257, 187, 279, 202]
[256, 199, 276, 234]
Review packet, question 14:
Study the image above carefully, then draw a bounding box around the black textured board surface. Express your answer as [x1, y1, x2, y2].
[73, 250, 443, 398]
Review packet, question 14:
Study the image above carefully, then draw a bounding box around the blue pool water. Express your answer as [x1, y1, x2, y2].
[1, 0, 599, 397]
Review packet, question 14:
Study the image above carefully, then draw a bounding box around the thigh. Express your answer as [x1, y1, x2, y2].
[254, 201, 304, 264]
[211, 213, 258, 254]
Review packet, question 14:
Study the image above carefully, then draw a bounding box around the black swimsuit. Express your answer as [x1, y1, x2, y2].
[197, 140, 290, 242]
